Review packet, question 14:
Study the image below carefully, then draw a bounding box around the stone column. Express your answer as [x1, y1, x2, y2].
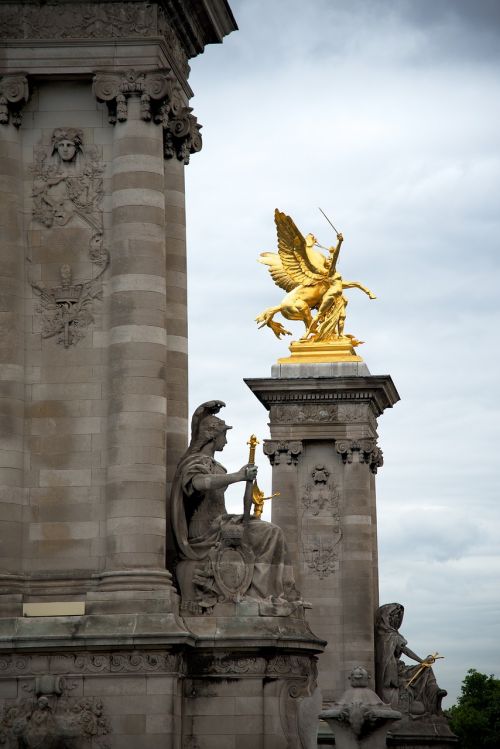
[164, 157, 188, 569]
[104, 91, 169, 576]
[0, 75, 28, 591]
[246, 363, 399, 703]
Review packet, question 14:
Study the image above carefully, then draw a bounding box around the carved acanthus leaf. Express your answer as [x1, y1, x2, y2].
[0, 74, 29, 127]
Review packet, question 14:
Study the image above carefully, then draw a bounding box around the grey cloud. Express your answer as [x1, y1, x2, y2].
[186, 0, 500, 705]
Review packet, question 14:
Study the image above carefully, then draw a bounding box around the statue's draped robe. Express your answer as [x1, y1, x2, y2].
[171, 451, 295, 601]
[375, 604, 443, 715]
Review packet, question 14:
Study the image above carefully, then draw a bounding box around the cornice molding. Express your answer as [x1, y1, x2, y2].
[245, 375, 400, 418]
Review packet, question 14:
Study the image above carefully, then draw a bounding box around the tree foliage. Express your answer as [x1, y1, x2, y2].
[447, 669, 500, 749]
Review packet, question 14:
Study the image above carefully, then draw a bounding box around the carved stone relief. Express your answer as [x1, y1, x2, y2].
[0, 1, 154, 39]
[335, 438, 384, 473]
[0, 75, 29, 128]
[276, 659, 320, 749]
[302, 464, 341, 516]
[29, 128, 109, 348]
[32, 128, 104, 229]
[302, 534, 340, 579]
[93, 69, 202, 164]
[0, 651, 180, 676]
[271, 403, 338, 424]
[163, 105, 202, 164]
[0, 674, 110, 748]
[185, 525, 257, 611]
[263, 440, 303, 466]
[187, 652, 314, 679]
[300, 462, 342, 579]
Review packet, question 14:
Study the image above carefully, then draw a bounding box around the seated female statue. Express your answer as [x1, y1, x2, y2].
[170, 400, 299, 613]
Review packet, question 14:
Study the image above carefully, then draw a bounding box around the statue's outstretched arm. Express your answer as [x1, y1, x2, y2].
[343, 280, 376, 299]
[192, 465, 257, 492]
[401, 645, 423, 663]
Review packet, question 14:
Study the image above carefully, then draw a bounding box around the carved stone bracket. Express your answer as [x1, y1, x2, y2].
[335, 438, 384, 473]
[93, 68, 203, 162]
[0, 74, 29, 127]
[263, 440, 303, 466]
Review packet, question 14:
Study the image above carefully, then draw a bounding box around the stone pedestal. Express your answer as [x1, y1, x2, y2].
[246, 362, 400, 704]
[0, 0, 235, 607]
[181, 603, 324, 749]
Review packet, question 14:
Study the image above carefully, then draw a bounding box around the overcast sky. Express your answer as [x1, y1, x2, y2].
[184, 0, 500, 704]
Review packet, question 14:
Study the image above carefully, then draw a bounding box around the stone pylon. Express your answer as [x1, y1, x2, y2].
[246, 361, 400, 704]
[0, 2, 237, 747]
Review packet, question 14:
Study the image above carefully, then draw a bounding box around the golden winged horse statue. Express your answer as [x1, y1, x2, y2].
[255, 209, 376, 346]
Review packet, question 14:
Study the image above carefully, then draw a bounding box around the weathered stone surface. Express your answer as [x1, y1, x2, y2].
[246, 367, 400, 703]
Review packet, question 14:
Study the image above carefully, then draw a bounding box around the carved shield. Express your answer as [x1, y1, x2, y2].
[212, 543, 255, 601]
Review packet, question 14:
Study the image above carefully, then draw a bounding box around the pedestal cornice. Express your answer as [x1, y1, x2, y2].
[245, 375, 400, 418]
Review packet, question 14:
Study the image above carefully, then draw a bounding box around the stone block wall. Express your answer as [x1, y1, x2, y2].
[0, 62, 200, 599]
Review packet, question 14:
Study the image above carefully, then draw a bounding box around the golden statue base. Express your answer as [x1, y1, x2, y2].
[278, 337, 363, 364]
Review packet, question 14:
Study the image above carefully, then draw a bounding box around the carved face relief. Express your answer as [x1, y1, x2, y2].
[55, 138, 77, 162]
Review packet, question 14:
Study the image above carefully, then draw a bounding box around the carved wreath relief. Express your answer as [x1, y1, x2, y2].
[30, 128, 109, 348]
[301, 464, 342, 580]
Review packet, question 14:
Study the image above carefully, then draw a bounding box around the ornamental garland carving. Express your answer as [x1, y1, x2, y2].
[186, 652, 315, 679]
[0, 651, 180, 676]
[29, 128, 109, 348]
[0, 1, 154, 39]
[0, 75, 29, 127]
[0, 3, 190, 79]
[93, 69, 202, 164]
[270, 404, 338, 424]
[335, 438, 384, 473]
[263, 440, 303, 466]
[0, 675, 110, 747]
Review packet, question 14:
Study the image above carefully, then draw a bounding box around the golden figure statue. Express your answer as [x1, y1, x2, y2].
[255, 209, 376, 363]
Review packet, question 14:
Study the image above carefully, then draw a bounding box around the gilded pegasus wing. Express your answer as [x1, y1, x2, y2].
[258, 252, 297, 292]
[274, 209, 327, 287]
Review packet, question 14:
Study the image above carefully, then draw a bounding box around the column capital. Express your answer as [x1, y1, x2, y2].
[93, 68, 202, 163]
[93, 68, 177, 124]
[0, 74, 29, 127]
[263, 440, 303, 466]
[335, 438, 384, 473]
